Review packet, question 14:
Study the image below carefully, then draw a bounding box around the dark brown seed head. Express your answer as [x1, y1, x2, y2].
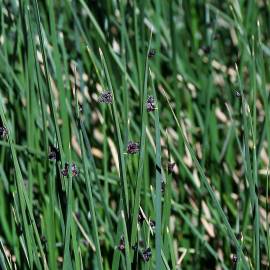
[168, 162, 175, 174]
[61, 162, 69, 177]
[201, 45, 211, 54]
[141, 247, 152, 262]
[146, 96, 155, 112]
[138, 208, 145, 224]
[232, 254, 237, 263]
[48, 146, 60, 161]
[98, 91, 113, 104]
[71, 163, 79, 177]
[0, 126, 8, 139]
[148, 49, 156, 58]
[149, 220, 156, 230]
[127, 141, 140, 154]
[118, 236, 125, 252]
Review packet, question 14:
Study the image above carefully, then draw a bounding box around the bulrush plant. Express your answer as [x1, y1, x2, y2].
[0, 0, 269, 270]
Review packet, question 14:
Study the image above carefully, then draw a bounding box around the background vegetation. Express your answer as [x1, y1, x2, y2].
[0, 0, 270, 269]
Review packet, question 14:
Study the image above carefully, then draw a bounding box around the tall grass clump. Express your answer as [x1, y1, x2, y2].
[0, 0, 270, 269]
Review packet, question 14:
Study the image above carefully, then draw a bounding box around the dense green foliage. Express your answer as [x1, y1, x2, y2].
[0, 0, 270, 269]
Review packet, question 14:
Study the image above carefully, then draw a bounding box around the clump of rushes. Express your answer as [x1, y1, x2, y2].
[48, 146, 60, 161]
[71, 163, 79, 177]
[141, 247, 152, 262]
[168, 162, 175, 174]
[98, 91, 113, 104]
[146, 96, 155, 112]
[117, 235, 125, 252]
[127, 141, 140, 154]
[148, 49, 156, 58]
[61, 163, 69, 177]
[0, 126, 8, 139]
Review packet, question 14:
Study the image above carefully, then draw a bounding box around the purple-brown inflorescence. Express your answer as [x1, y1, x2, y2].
[0, 126, 8, 139]
[61, 163, 69, 177]
[71, 163, 79, 177]
[48, 146, 60, 161]
[201, 45, 211, 54]
[118, 235, 125, 253]
[149, 220, 156, 230]
[98, 91, 113, 104]
[232, 254, 238, 264]
[127, 141, 140, 154]
[146, 96, 155, 112]
[148, 49, 156, 58]
[141, 247, 152, 262]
